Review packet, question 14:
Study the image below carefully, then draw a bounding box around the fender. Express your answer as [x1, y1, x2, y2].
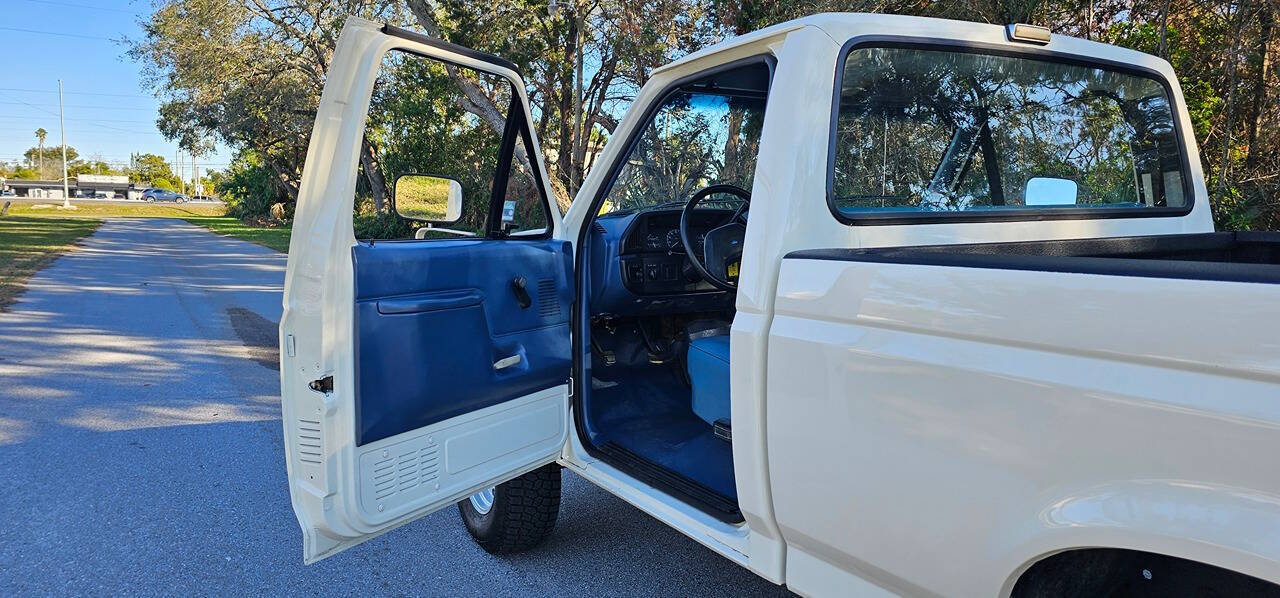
[996, 479, 1280, 594]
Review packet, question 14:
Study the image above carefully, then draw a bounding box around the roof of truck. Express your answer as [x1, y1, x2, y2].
[655, 12, 1171, 77]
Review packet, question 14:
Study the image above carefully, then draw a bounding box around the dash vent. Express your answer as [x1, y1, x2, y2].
[372, 445, 440, 501]
[536, 278, 560, 318]
[592, 222, 606, 235]
[297, 419, 323, 464]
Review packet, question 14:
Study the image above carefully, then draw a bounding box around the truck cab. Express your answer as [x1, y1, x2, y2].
[279, 14, 1280, 595]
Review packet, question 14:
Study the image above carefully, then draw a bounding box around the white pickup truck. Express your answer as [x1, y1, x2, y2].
[279, 13, 1280, 596]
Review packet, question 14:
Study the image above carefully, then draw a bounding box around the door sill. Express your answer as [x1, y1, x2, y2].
[560, 435, 751, 568]
[597, 441, 743, 523]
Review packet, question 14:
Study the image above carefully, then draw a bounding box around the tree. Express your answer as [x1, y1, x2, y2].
[131, 0, 407, 212]
[131, 0, 1280, 231]
[131, 153, 175, 186]
[407, 0, 718, 207]
[34, 128, 47, 179]
[23, 145, 78, 179]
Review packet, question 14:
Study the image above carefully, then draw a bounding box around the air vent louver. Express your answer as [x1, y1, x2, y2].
[297, 419, 323, 464]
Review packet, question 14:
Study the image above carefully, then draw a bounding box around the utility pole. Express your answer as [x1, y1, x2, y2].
[59, 79, 70, 209]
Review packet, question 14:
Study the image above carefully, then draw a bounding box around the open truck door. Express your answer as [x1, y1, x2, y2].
[278, 18, 571, 563]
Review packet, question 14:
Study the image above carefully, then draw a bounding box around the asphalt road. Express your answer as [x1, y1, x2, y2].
[0, 218, 792, 596]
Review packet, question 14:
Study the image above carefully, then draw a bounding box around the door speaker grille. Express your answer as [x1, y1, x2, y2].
[536, 278, 560, 318]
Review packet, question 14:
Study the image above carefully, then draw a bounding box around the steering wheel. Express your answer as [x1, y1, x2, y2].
[680, 183, 750, 292]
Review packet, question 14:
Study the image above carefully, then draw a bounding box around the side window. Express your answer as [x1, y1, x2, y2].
[359, 49, 549, 240]
[830, 46, 1188, 219]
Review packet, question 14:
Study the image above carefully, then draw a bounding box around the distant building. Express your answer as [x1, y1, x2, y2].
[1, 174, 138, 199]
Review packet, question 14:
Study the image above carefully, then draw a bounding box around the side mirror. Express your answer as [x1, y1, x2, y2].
[1025, 177, 1078, 206]
[394, 174, 463, 223]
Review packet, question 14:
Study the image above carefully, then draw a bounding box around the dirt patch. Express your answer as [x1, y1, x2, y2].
[226, 307, 278, 370]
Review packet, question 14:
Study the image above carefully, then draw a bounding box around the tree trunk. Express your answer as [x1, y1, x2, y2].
[1217, 0, 1251, 198]
[557, 17, 579, 194]
[404, 0, 558, 205]
[722, 108, 743, 183]
[1246, 5, 1274, 167]
[360, 135, 388, 213]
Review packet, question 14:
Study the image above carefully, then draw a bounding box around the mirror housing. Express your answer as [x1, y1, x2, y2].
[394, 174, 463, 223]
[1025, 177, 1079, 206]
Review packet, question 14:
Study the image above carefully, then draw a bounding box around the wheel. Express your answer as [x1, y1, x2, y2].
[457, 463, 561, 554]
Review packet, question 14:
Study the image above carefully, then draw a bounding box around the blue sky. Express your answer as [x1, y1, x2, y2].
[1, 0, 232, 179]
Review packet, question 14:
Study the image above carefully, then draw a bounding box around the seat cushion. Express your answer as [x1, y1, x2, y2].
[687, 335, 731, 426]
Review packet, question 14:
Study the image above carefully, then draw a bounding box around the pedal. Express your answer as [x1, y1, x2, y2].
[713, 419, 732, 442]
[600, 350, 616, 366]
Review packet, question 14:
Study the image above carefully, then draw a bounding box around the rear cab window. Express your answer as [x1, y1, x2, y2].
[828, 43, 1191, 224]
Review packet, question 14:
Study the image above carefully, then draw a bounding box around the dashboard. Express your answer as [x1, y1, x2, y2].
[587, 208, 736, 316]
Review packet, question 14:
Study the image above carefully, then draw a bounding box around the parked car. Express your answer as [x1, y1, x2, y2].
[278, 14, 1280, 596]
[141, 188, 186, 202]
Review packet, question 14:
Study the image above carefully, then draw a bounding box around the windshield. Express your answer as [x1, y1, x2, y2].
[600, 90, 766, 215]
[832, 47, 1187, 214]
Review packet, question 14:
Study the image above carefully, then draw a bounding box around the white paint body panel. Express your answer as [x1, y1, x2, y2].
[279, 18, 566, 564]
[768, 259, 1280, 595]
[284, 11, 1280, 596]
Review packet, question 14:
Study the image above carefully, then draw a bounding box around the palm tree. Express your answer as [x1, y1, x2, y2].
[35, 128, 47, 178]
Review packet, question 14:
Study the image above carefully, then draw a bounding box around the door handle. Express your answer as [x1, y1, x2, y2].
[493, 354, 522, 370]
[511, 276, 532, 309]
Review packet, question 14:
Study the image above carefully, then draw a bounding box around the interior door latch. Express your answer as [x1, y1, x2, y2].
[511, 276, 532, 309]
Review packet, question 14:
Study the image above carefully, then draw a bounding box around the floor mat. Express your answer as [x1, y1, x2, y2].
[588, 366, 737, 500]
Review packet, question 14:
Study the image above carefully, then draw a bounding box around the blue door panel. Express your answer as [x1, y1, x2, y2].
[352, 239, 572, 446]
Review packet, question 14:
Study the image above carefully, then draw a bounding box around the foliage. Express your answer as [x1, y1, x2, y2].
[131, 153, 175, 185]
[353, 199, 413, 239]
[131, 0, 408, 209]
[214, 150, 287, 220]
[137, 0, 1280, 231]
[719, 0, 1279, 230]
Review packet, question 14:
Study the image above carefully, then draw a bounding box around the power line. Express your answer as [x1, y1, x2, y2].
[0, 26, 115, 41]
[0, 87, 149, 99]
[20, 0, 138, 14]
[0, 101, 152, 111]
[0, 115, 157, 124]
[0, 126, 160, 134]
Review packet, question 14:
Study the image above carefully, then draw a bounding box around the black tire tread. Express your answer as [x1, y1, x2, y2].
[459, 464, 561, 554]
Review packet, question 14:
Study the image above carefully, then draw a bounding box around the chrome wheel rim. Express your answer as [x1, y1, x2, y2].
[468, 486, 496, 515]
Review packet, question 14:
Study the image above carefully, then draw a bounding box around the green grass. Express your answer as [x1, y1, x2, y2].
[5, 201, 226, 219]
[0, 200, 292, 309]
[393, 175, 453, 220]
[3, 200, 291, 251]
[181, 216, 291, 252]
[0, 215, 102, 310]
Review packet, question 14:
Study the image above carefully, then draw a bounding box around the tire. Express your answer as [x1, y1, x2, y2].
[457, 463, 561, 554]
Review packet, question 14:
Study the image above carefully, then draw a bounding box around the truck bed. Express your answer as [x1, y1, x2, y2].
[790, 231, 1280, 285]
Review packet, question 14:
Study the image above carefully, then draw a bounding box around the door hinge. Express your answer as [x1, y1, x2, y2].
[309, 375, 333, 395]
